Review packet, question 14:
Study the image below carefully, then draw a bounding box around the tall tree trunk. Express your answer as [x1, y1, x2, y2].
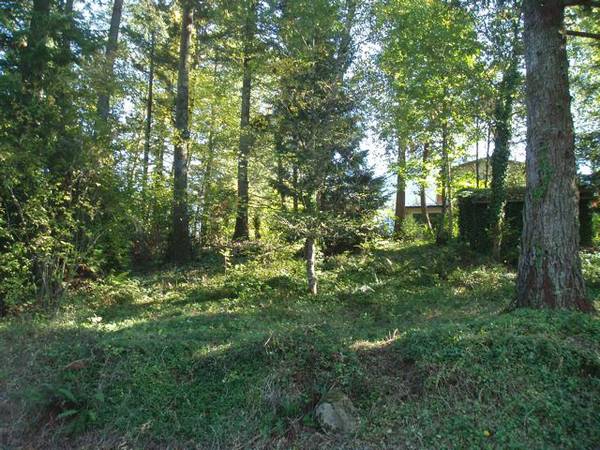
[305, 237, 317, 295]
[446, 140, 453, 236]
[292, 165, 299, 213]
[59, 0, 75, 62]
[151, 123, 165, 252]
[199, 101, 217, 247]
[21, 0, 51, 90]
[485, 124, 491, 187]
[233, 2, 257, 242]
[168, 1, 193, 264]
[142, 32, 156, 190]
[254, 213, 261, 240]
[393, 142, 406, 237]
[516, 0, 592, 311]
[199, 148, 214, 246]
[489, 53, 520, 259]
[437, 127, 451, 243]
[438, 182, 447, 243]
[277, 155, 286, 209]
[96, 0, 124, 124]
[275, 133, 287, 209]
[420, 143, 433, 231]
[475, 119, 480, 188]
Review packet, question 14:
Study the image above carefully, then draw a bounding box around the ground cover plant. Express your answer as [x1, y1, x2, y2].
[2, 0, 600, 448]
[1, 241, 599, 449]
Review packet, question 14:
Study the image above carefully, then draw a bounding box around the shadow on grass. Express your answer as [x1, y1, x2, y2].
[0, 241, 529, 448]
[2, 312, 352, 448]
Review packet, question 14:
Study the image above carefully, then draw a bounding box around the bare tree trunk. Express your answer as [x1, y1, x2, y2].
[142, 32, 155, 189]
[485, 124, 491, 187]
[475, 119, 480, 188]
[277, 155, 286, 209]
[292, 165, 299, 213]
[438, 183, 447, 243]
[419, 189, 432, 231]
[305, 237, 317, 295]
[96, 0, 124, 124]
[275, 133, 287, 209]
[393, 142, 406, 237]
[168, 1, 193, 264]
[254, 214, 261, 240]
[151, 115, 165, 252]
[447, 150, 453, 235]
[516, 0, 593, 311]
[199, 149, 214, 246]
[437, 127, 451, 243]
[420, 142, 433, 231]
[233, 1, 257, 242]
[199, 110, 216, 246]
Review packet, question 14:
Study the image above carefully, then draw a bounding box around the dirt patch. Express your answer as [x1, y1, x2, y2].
[357, 345, 426, 402]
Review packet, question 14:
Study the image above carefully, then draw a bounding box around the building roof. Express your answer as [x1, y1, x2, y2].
[406, 205, 443, 209]
[454, 158, 524, 169]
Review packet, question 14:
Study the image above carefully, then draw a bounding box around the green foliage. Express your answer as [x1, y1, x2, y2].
[0, 1, 598, 444]
[377, 310, 600, 448]
[594, 213, 600, 246]
[398, 215, 432, 242]
[582, 251, 600, 287]
[0, 0, 135, 313]
[373, 0, 493, 240]
[1, 241, 597, 448]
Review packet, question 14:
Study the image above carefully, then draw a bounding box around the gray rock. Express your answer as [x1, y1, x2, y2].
[315, 390, 359, 434]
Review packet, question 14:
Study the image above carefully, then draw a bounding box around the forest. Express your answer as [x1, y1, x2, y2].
[0, 0, 599, 448]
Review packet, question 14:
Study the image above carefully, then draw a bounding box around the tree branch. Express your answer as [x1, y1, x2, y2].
[566, 29, 600, 40]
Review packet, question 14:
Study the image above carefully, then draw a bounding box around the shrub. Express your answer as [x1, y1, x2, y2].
[582, 251, 600, 287]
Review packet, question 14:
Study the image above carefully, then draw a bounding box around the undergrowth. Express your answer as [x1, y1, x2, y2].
[0, 241, 598, 449]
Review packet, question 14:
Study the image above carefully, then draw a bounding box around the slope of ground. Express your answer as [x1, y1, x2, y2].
[1, 241, 599, 449]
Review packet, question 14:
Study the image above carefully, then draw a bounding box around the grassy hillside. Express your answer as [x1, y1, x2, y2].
[1, 241, 599, 449]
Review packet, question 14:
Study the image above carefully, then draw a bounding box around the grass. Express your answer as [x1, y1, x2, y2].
[1, 240, 599, 449]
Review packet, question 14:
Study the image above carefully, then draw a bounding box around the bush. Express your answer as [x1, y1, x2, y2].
[0, 241, 36, 315]
[399, 215, 433, 242]
[582, 251, 600, 287]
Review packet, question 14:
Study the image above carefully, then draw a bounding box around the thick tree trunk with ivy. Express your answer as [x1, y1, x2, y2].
[516, 0, 593, 311]
[393, 143, 406, 237]
[489, 55, 520, 258]
[96, 0, 124, 124]
[233, 2, 257, 242]
[168, 1, 193, 264]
